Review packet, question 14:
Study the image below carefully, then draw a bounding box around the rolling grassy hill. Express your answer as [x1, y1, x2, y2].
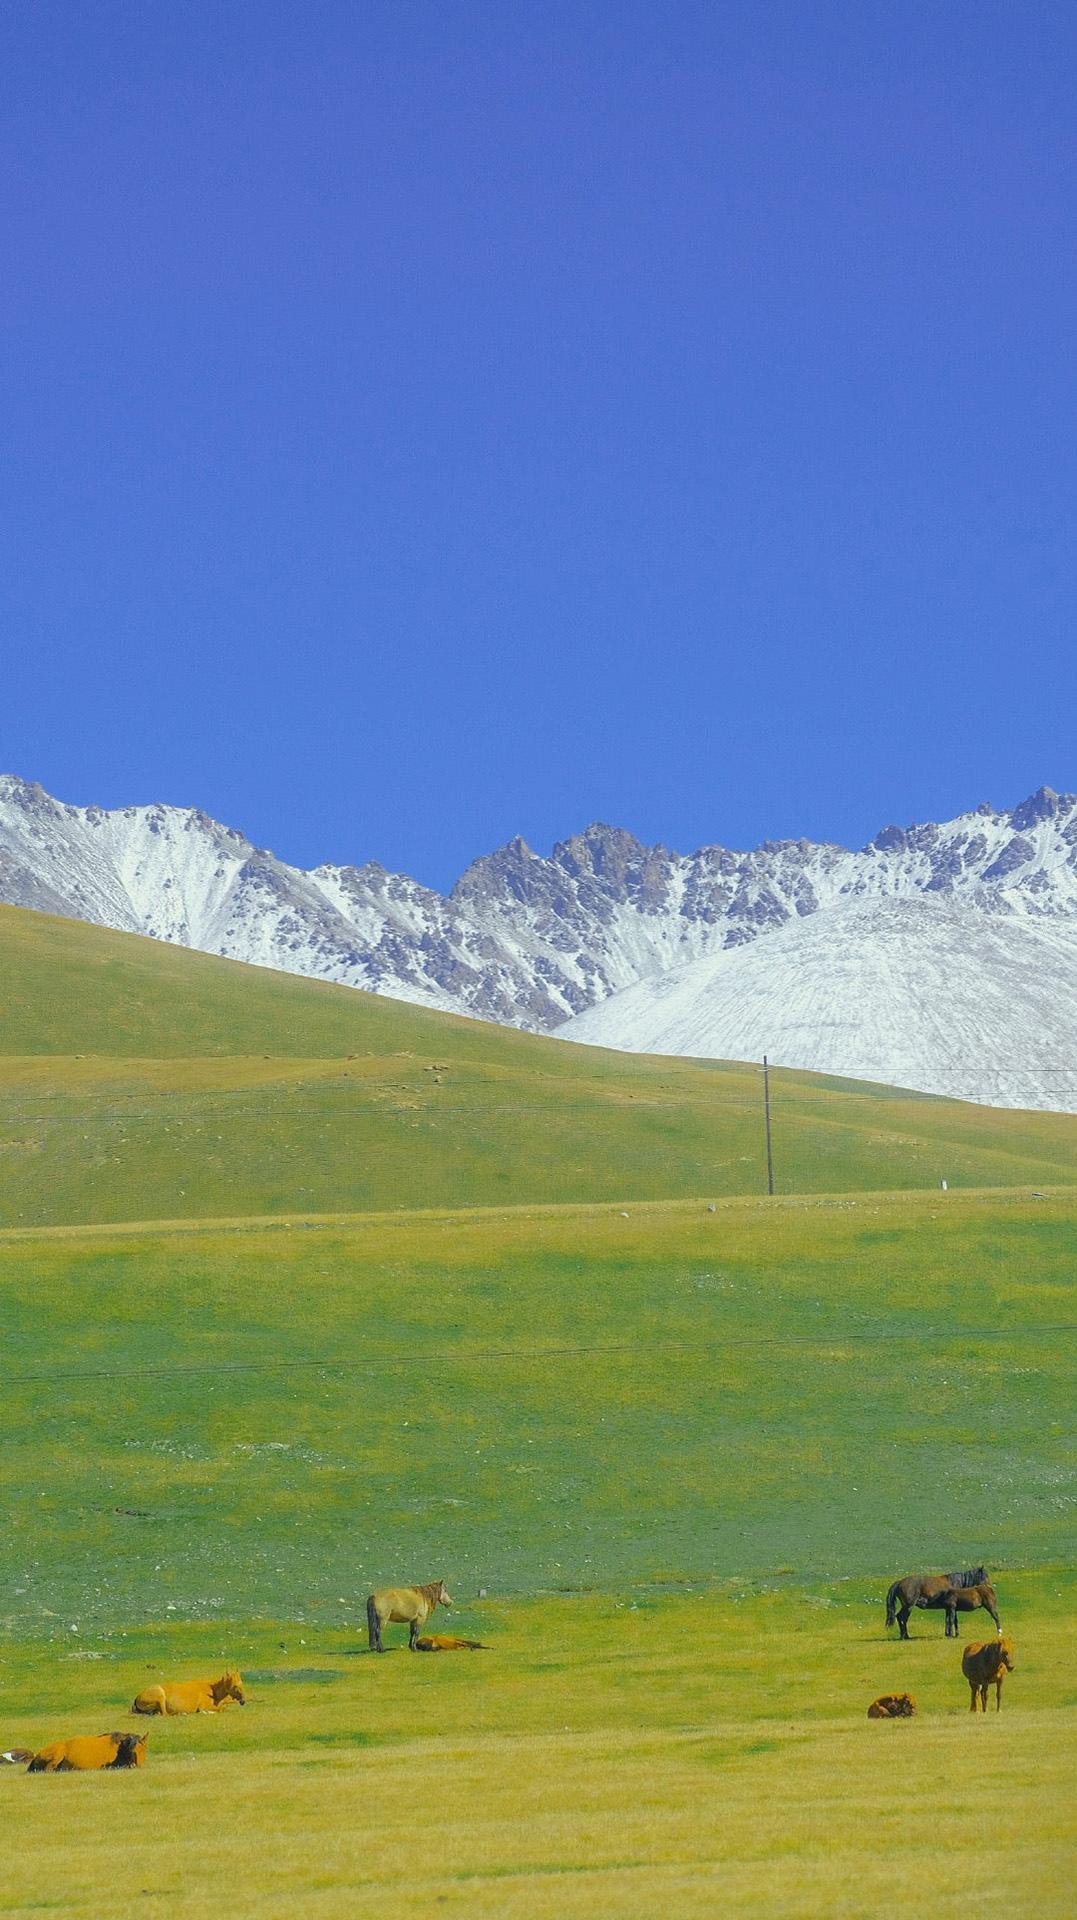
[2, 902, 1076, 1228]
[0, 903, 1073, 1916]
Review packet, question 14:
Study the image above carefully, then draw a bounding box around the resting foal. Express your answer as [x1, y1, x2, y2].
[867, 1693, 917, 1719]
[132, 1671, 245, 1715]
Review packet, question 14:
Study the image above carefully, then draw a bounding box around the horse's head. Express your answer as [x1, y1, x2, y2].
[997, 1637, 1015, 1671]
[949, 1566, 987, 1589]
[112, 1734, 148, 1768]
[435, 1580, 452, 1609]
[216, 1671, 245, 1705]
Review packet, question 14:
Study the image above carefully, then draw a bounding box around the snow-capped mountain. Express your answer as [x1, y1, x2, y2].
[557, 896, 1077, 1112]
[1, 775, 1076, 1106]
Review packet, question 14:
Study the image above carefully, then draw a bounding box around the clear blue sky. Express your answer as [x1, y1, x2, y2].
[2, 2, 1074, 889]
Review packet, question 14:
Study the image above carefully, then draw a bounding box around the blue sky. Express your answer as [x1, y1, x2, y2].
[2, 2, 1074, 890]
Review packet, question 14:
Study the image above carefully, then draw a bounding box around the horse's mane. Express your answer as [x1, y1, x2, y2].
[418, 1580, 444, 1606]
[948, 1566, 987, 1589]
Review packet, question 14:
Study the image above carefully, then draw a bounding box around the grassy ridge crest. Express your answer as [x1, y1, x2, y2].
[2, 904, 1076, 1227]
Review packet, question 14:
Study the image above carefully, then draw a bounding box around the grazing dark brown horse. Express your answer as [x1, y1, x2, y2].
[941, 1581, 1001, 1639]
[885, 1566, 988, 1640]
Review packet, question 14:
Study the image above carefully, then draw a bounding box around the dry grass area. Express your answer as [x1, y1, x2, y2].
[1, 1583, 1073, 1918]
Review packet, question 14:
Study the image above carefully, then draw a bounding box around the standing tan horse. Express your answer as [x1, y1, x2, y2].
[962, 1637, 1014, 1711]
[367, 1579, 451, 1651]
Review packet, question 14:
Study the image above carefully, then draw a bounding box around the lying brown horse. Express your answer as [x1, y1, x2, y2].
[414, 1634, 487, 1652]
[885, 1566, 988, 1639]
[367, 1580, 451, 1652]
[941, 1581, 1001, 1640]
[867, 1693, 917, 1719]
[962, 1637, 1015, 1711]
[28, 1733, 147, 1772]
[132, 1671, 245, 1715]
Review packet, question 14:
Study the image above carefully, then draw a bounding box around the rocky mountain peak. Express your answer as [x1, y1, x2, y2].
[1, 778, 1075, 1065]
[451, 833, 539, 905]
[868, 823, 908, 853]
[1010, 784, 1071, 831]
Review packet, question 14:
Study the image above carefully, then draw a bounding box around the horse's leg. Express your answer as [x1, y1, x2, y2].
[409, 1615, 420, 1650]
[968, 1683, 978, 1712]
[995, 1677, 1003, 1712]
[897, 1603, 911, 1640]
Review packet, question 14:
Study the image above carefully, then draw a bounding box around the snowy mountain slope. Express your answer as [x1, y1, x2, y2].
[556, 897, 1077, 1112]
[1, 775, 1076, 1085]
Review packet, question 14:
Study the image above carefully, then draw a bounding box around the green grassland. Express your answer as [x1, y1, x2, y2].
[0, 905, 1074, 1915]
[1, 1194, 1074, 1629]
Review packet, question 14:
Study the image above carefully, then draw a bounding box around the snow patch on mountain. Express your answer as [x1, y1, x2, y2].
[556, 896, 1077, 1112]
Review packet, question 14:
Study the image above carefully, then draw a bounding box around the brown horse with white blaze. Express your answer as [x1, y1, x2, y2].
[367, 1580, 451, 1651]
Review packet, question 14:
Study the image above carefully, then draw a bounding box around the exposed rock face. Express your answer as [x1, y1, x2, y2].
[1, 776, 1075, 1047]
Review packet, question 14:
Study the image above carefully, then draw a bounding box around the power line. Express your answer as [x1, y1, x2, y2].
[5, 1323, 1074, 1387]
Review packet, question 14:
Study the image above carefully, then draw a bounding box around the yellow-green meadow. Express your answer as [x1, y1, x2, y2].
[2, 1583, 1074, 1917]
[0, 907, 1073, 1914]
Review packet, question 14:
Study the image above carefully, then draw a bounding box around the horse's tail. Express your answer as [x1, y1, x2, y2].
[885, 1580, 902, 1627]
[366, 1594, 380, 1652]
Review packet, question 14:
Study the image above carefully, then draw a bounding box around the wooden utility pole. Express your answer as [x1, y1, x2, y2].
[763, 1054, 775, 1196]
